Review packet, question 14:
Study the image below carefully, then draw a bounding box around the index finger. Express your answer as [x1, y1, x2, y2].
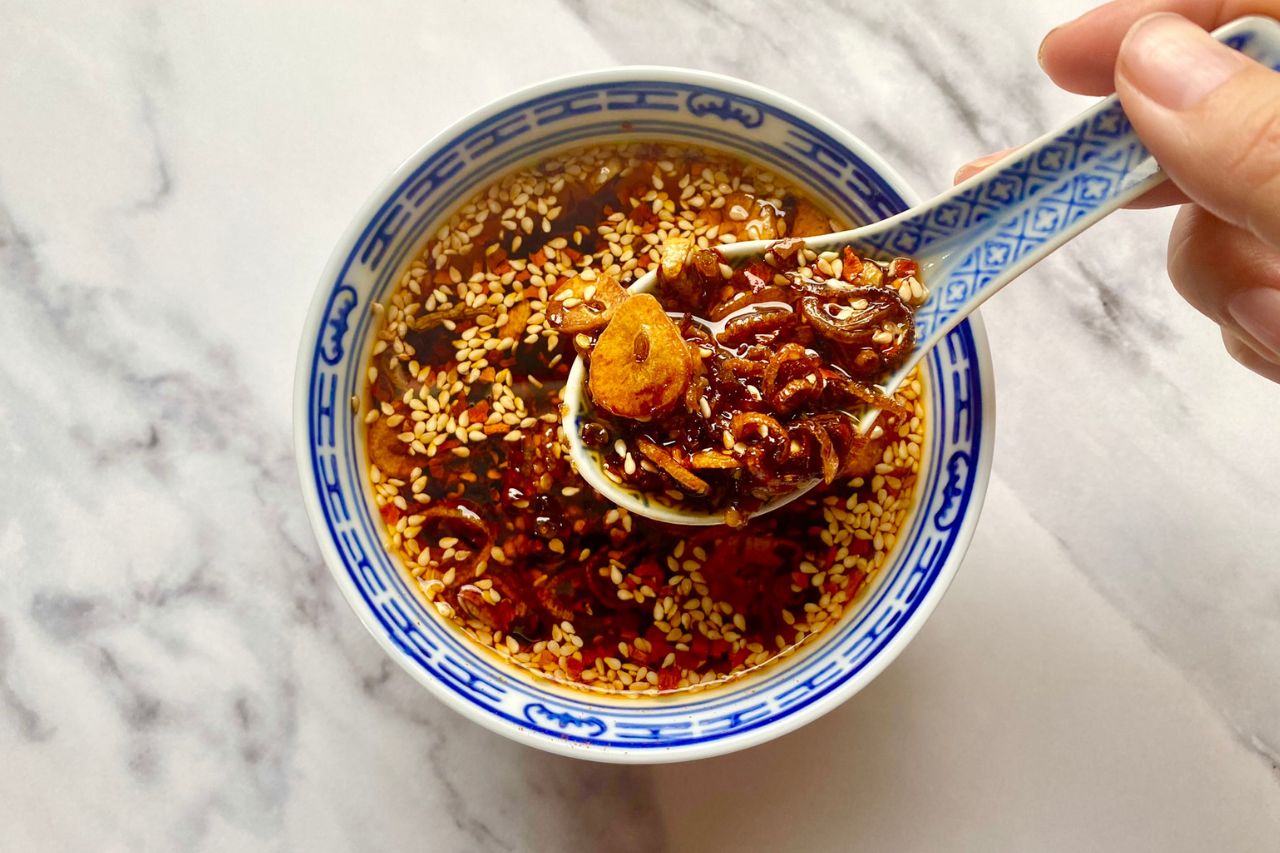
[1040, 0, 1280, 94]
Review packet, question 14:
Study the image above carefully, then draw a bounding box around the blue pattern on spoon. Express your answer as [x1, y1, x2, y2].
[562, 15, 1280, 527]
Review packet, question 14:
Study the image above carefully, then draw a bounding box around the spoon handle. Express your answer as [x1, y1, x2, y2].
[871, 15, 1280, 367]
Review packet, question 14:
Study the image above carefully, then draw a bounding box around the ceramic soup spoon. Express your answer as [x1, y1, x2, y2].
[563, 15, 1280, 526]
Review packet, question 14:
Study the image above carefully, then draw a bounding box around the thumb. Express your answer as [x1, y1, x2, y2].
[1115, 13, 1280, 248]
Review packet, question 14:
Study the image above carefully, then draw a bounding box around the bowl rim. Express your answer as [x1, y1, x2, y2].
[293, 64, 996, 763]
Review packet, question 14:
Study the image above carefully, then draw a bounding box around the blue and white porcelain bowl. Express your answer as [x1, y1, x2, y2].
[294, 67, 995, 762]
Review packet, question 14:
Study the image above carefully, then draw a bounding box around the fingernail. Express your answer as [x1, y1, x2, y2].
[954, 161, 985, 184]
[954, 148, 1017, 184]
[954, 159, 991, 185]
[1037, 26, 1059, 69]
[1228, 288, 1280, 358]
[1117, 13, 1248, 110]
[1221, 327, 1253, 363]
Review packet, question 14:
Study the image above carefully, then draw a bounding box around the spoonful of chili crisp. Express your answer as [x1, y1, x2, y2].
[558, 14, 1280, 527]
[556, 247, 917, 527]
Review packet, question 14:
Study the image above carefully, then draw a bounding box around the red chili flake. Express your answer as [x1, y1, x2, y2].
[631, 560, 664, 592]
[629, 204, 657, 227]
[564, 656, 585, 679]
[702, 536, 786, 613]
[889, 257, 918, 278]
[643, 628, 673, 661]
[729, 648, 751, 669]
[658, 667, 681, 691]
[841, 247, 864, 281]
[674, 649, 701, 670]
[380, 504, 404, 525]
[458, 587, 515, 633]
[739, 260, 773, 292]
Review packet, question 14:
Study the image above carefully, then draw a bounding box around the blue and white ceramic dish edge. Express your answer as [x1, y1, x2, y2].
[293, 66, 996, 763]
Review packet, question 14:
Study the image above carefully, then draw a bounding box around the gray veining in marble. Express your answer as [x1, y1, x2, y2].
[2, 0, 1278, 850]
[565, 0, 1280, 767]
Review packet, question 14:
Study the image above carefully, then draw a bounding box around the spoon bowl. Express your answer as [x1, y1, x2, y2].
[564, 15, 1280, 526]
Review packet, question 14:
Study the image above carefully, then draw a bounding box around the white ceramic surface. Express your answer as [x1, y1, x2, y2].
[3, 0, 1279, 849]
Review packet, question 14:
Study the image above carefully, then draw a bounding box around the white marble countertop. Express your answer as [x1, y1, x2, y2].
[3, 1, 1279, 850]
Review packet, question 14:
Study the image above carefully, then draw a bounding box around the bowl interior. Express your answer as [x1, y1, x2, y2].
[296, 69, 992, 761]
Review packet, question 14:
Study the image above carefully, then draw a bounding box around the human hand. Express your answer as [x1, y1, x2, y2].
[955, 2, 1280, 382]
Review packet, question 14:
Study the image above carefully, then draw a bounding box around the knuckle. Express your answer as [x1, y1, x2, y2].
[1224, 90, 1280, 240]
[1222, 329, 1280, 382]
[1228, 103, 1280, 177]
[1165, 207, 1217, 314]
